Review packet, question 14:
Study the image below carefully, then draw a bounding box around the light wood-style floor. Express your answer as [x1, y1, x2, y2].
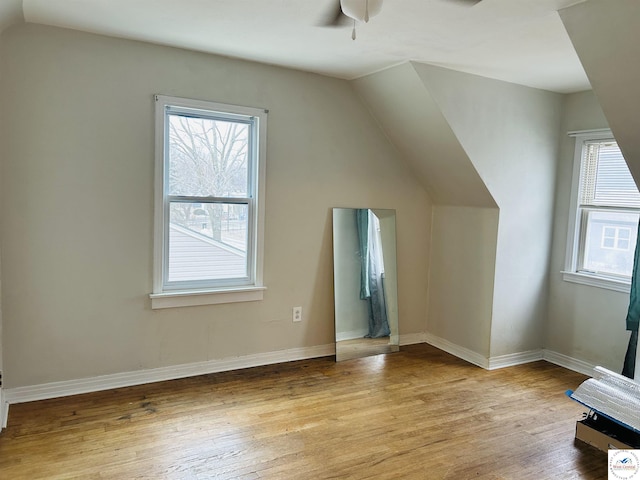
[0, 344, 607, 479]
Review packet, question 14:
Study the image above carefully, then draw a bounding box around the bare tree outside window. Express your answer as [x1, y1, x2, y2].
[168, 114, 249, 249]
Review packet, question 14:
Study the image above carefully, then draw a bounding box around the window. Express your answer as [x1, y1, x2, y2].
[601, 226, 631, 251]
[564, 130, 640, 292]
[151, 95, 267, 308]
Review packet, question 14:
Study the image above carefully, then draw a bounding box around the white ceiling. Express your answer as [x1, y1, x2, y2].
[9, 0, 591, 93]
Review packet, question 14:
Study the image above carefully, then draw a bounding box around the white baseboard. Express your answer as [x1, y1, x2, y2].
[542, 349, 595, 377]
[424, 332, 489, 368]
[1, 332, 430, 410]
[424, 333, 592, 374]
[4, 343, 336, 407]
[488, 349, 543, 370]
[2, 334, 429, 410]
[424, 331, 597, 377]
[399, 332, 427, 346]
[0, 388, 6, 429]
[1, 337, 598, 428]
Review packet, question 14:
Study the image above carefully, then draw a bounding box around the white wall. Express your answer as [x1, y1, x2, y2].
[0, 24, 432, 388]
[415, 64, 564, 358]
[546, 90, 630, 371]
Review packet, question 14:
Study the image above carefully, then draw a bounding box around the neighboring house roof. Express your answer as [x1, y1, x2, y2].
[168, 224, 246, 282]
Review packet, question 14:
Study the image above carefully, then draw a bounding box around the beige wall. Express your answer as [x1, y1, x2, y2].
[352, 63, 495, 207]
[354, 62, 564, 362]
[0, 24, 431, 388]
[352, 63, 497, 360]
[0, 0, 21, 33]
[415, 64, 564, 358]
[555, 0, 640, 371]
[0, 32, 3, 377]
[427, 206, 497, 357]
[546, 90, 630, 371]
[1, 8, 634, 392]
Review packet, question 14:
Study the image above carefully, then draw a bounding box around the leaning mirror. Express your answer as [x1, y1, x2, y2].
[332, 208, 399, 362]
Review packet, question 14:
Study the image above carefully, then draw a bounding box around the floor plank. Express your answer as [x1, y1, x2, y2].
[0, 344, 608, 479]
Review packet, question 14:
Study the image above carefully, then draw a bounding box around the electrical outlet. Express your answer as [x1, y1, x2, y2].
[293, 306, 302, 322]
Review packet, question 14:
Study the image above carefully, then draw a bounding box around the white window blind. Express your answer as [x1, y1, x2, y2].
[580, 141, 640, 208]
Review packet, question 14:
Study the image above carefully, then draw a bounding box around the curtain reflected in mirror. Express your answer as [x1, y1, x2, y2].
[333, 208, 399, 361]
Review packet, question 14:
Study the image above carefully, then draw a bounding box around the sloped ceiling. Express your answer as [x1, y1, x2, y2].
[353, 62, 495, 207]
[2, 0, 590, 93]
[560, 0, 640, 183]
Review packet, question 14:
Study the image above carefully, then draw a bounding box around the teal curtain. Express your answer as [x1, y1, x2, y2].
[622, 220, 640, 378]
[355, 209, 390, 339]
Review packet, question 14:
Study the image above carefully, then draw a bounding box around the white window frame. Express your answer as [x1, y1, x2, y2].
[150, 95, 267, 309]
[563, 129, 637, 293]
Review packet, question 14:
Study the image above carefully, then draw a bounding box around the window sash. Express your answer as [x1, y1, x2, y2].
[162, 110, 257, 290]
[576, 207, 639, 280]
[163, 199, 253, 291]
[166, 110, 254, 198]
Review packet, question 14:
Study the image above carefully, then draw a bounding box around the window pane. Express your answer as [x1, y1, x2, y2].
[583, 210, 639, 277]
[167, 202, 248, 282]
[168, 114, 249, 197]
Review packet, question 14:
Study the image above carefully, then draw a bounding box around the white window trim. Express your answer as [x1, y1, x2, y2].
[150, 286, 267, 309]
[150, 95, 267, 309]
[562, 128, 631, 294]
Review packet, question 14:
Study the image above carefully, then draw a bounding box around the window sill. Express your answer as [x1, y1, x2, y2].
[150, 286, 266, 309]
[561, 271, 630, 294]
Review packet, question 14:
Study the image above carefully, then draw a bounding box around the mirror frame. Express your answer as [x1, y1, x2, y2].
[332, 208, 399, 362]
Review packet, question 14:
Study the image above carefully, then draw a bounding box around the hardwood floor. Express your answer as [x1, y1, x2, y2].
[0, 344, 608, 479]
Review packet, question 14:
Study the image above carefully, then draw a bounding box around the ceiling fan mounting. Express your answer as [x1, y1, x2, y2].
[321, 0, 483, 38]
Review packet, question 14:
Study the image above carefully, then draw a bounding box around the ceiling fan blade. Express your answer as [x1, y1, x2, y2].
[318, 0, 350, 27]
